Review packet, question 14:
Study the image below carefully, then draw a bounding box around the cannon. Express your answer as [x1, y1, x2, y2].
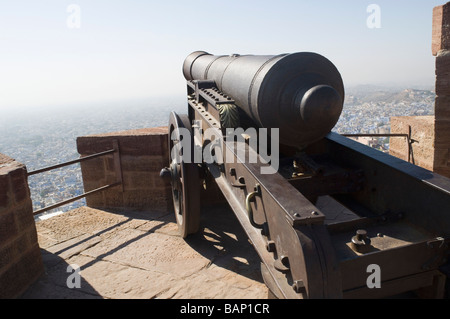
[183, 51, 345, 148]
[161, 51, 450, 298]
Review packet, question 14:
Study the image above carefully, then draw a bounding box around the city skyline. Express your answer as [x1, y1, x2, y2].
[0, 85, 435, 216]
[0, 1, 444, 110]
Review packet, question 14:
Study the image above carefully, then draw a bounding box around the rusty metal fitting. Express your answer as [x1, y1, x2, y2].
[293, 280, 306, 294]
[351, 229, 372, 253]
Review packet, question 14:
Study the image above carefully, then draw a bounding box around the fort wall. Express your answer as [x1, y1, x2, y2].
[76, 126, 224, 213]
[0, 153, 43, 298]
[390, 2, 450, 178]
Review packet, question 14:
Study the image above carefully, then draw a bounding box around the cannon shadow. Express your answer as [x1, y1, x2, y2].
[184, 202, 266, 285]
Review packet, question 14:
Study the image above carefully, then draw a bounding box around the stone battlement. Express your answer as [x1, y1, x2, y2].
[389, 2, 450, 178]
[0, 153, 43, 298]
[76, 127, 172, 212]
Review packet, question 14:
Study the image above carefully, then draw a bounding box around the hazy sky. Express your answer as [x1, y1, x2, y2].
[0, 0, 444, 109]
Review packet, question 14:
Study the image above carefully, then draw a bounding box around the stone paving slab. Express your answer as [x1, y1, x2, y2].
[22, 205, 268, 299]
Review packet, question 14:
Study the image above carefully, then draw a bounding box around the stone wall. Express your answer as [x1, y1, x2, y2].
[389, 116, 435, 171]
[0, 153, 43, 298]
[77, 127, 172, 212]
[390, 2, 450, 178]
[432, 2, 450, 178]
[77, 126, 225, 213]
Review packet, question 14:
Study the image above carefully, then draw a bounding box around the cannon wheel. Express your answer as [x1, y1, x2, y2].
[168, 112, 201, 238]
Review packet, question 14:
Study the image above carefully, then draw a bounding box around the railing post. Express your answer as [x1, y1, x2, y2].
[406, 125, 418, 165]
[112, 139, 124, 192]
[341, 133, 416, 165]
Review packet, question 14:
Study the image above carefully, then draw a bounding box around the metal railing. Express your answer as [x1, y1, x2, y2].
[342, 125, 417, 164]
[28, 140, 123, 216]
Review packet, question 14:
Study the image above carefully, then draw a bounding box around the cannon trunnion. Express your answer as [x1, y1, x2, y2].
[162, 51, 450, 299]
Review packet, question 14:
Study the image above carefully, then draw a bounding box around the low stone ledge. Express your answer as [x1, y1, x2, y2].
[0, 153, 43, 298]
[389, 116, 435, 172]
[77, 126, 226, 213]
[77, 127, 172, 212]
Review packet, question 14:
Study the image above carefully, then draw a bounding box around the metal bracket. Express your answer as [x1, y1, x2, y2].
[229, 168, 246, 188]
[422, 237, 450, 271]
[246, 184, 264, 229]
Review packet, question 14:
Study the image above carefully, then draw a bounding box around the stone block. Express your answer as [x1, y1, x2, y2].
[435, 95, 450, 120]
[81, 179, 106, 193]
[104, 155, 116, 173]
[25, 226, 39, 250]
[0, 211, 18, 244]
[436, 72, 450, 96]
[77, 127, 168, 157]
[0, 174, 11, 210]
[76, 138, 116, 156]
[152, 173, 171, 190]
[434, 148, 450, 167]
[14, 230, 32, 256]
[81, 177, 106, 208]
[77, 127, 172, 212]
[436, 50, 450, 75]
[432, 3, 450, 56]
[0, 153, 44, 298]
[8, 166, 29, 205]
[84, 193, 105, 208]
[103, 189, 124, 208]
[0, 246, 43, 298]
[118, 135, 167, 157]
[0, 240, 16, 270]
[149, 196, 173, 212]
[390, 116, 435, 171]
[123, 171, 158, 191]
[121, 155, 168, 173]
[121, 189, 170, 211]
[435, 119, 450, 147]
[15, 201, 35, 232]
[79, 158, 106, 181]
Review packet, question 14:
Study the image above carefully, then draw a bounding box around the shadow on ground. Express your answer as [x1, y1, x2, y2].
[21, 205, 268, 299]
[185, 203, 265, 284]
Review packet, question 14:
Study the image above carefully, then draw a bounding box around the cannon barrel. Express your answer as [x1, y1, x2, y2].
[183, 51, 345, 148]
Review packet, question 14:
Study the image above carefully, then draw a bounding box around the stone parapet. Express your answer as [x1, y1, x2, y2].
[76, 126, 225, 213]
[432, 3, 450, 56]
[76, 127, 172, 212]
[0, 153, 43, 298]
[392, 3, 450, 178]
[434, 119, 450, 177]
[389, 116, 435, 171]
[433, 4, 450, 178]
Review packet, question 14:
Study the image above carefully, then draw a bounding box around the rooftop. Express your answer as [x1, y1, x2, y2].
[21, 204, 268, 299]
